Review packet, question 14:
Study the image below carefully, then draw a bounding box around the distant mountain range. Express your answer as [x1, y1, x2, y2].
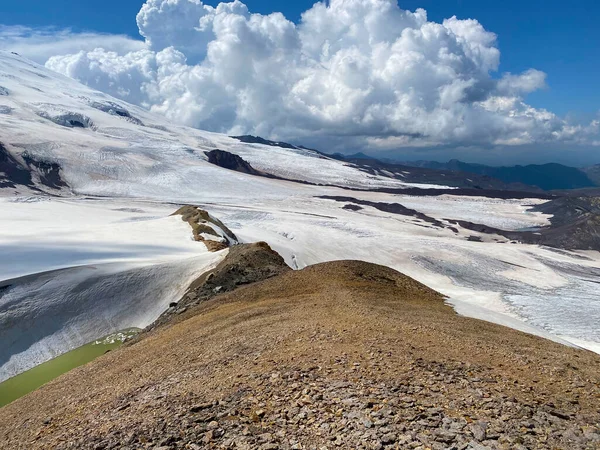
[329, 153, 600, 192]
[231, 138, 600, 192]
[402, 159, 597, 191]
[582, 164, 600, 187]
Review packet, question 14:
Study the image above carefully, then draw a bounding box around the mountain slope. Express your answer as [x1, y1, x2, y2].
[0, 260, 598, 449]
[0, 51, 426, 198]
[0, 50, 453, 379]
[330, 153, 542, 191]
[405, 160, 596, 191]
[582, 164, 600, 186]
[2, 50, 600, 377]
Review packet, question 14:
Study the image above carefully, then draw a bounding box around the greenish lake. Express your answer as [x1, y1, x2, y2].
[0, 328, 140, 408]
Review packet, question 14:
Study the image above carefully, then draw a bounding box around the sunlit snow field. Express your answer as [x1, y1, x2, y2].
[1, 51, 600, 383]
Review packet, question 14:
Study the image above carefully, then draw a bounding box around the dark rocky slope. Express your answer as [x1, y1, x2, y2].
[0, 142, 68, 191]
[147, 242, 290, 330]
[0, 143, 33, 189]
[205, 150, 265, 176]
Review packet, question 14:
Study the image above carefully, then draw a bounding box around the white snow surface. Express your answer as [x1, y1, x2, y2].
[0, 197, 214, 280]
[1, 51, 600, 380]
[0, 197, 225, 381]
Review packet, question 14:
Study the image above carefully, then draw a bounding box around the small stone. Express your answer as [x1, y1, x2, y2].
[467, 442, 492, 450]
[435, 430, 457, 443]
[207, 421, 219, 430]
[380, 433, 396, 444]
[362, 418, 373, 428]
[469, 422, 487, 441]
[203, 430, 214, 443]
[258, 433, 274, 442]
[190, 402, 212, 412]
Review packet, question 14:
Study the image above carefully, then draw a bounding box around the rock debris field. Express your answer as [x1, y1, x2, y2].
[0, 257, 599, 450]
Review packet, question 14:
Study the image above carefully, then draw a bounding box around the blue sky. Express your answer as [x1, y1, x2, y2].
[3, 0, 598, 119]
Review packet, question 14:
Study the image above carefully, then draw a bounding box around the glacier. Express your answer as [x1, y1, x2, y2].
[1, 50, 599, 382]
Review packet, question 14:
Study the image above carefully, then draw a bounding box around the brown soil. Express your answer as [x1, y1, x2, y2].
[0, 261, 599, 450]
[172, 206, 237, 252]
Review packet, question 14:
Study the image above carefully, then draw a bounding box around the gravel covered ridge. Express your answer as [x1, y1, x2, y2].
[0, 261, 599, 450]
[147, 242, 291, 330]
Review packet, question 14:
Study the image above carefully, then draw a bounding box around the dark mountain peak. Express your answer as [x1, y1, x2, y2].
[347, 152, 378, 160]
[204, 149, 262, 176]
[402, 159, 597, 191]
[231, 135, 298, 150]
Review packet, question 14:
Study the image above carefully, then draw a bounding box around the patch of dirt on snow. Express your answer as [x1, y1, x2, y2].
[173, 205, 238, 252]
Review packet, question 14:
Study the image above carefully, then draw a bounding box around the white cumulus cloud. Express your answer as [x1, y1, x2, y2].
[22, 0, 600, 152]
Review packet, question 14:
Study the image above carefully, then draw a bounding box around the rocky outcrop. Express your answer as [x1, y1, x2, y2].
[0, 142, 33, 189]
[0, 143, 68, 191]
[36, 110, 95, 130]
[172, 205, 238, 252]
[148, 242, 290, 329]
[89, 101, 144, 125]
[21, 153, 68, 190]
[205, 149, 264, 176]
[529, 198, 600, 250]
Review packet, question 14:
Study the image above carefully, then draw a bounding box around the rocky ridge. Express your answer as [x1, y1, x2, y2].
[173, 206, 238, 252]
[0, 260, 598, 449]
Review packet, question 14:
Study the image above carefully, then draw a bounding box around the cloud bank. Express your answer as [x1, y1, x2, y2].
[0, 25, 144, 64]
[11, 0, 600, 153]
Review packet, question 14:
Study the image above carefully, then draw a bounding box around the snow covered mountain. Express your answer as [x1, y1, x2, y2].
[2, 51, 600, 381]
[0, 51, 430, 200]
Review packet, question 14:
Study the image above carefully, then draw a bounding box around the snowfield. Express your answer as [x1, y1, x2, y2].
[0, 197, 217, 280]
[0, 197, 225, 381]
[206, 197, 600, 352]
[1, 51, 600, 380]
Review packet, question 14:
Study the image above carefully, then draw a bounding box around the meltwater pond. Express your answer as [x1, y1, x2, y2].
[0, 329, 139, 408]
